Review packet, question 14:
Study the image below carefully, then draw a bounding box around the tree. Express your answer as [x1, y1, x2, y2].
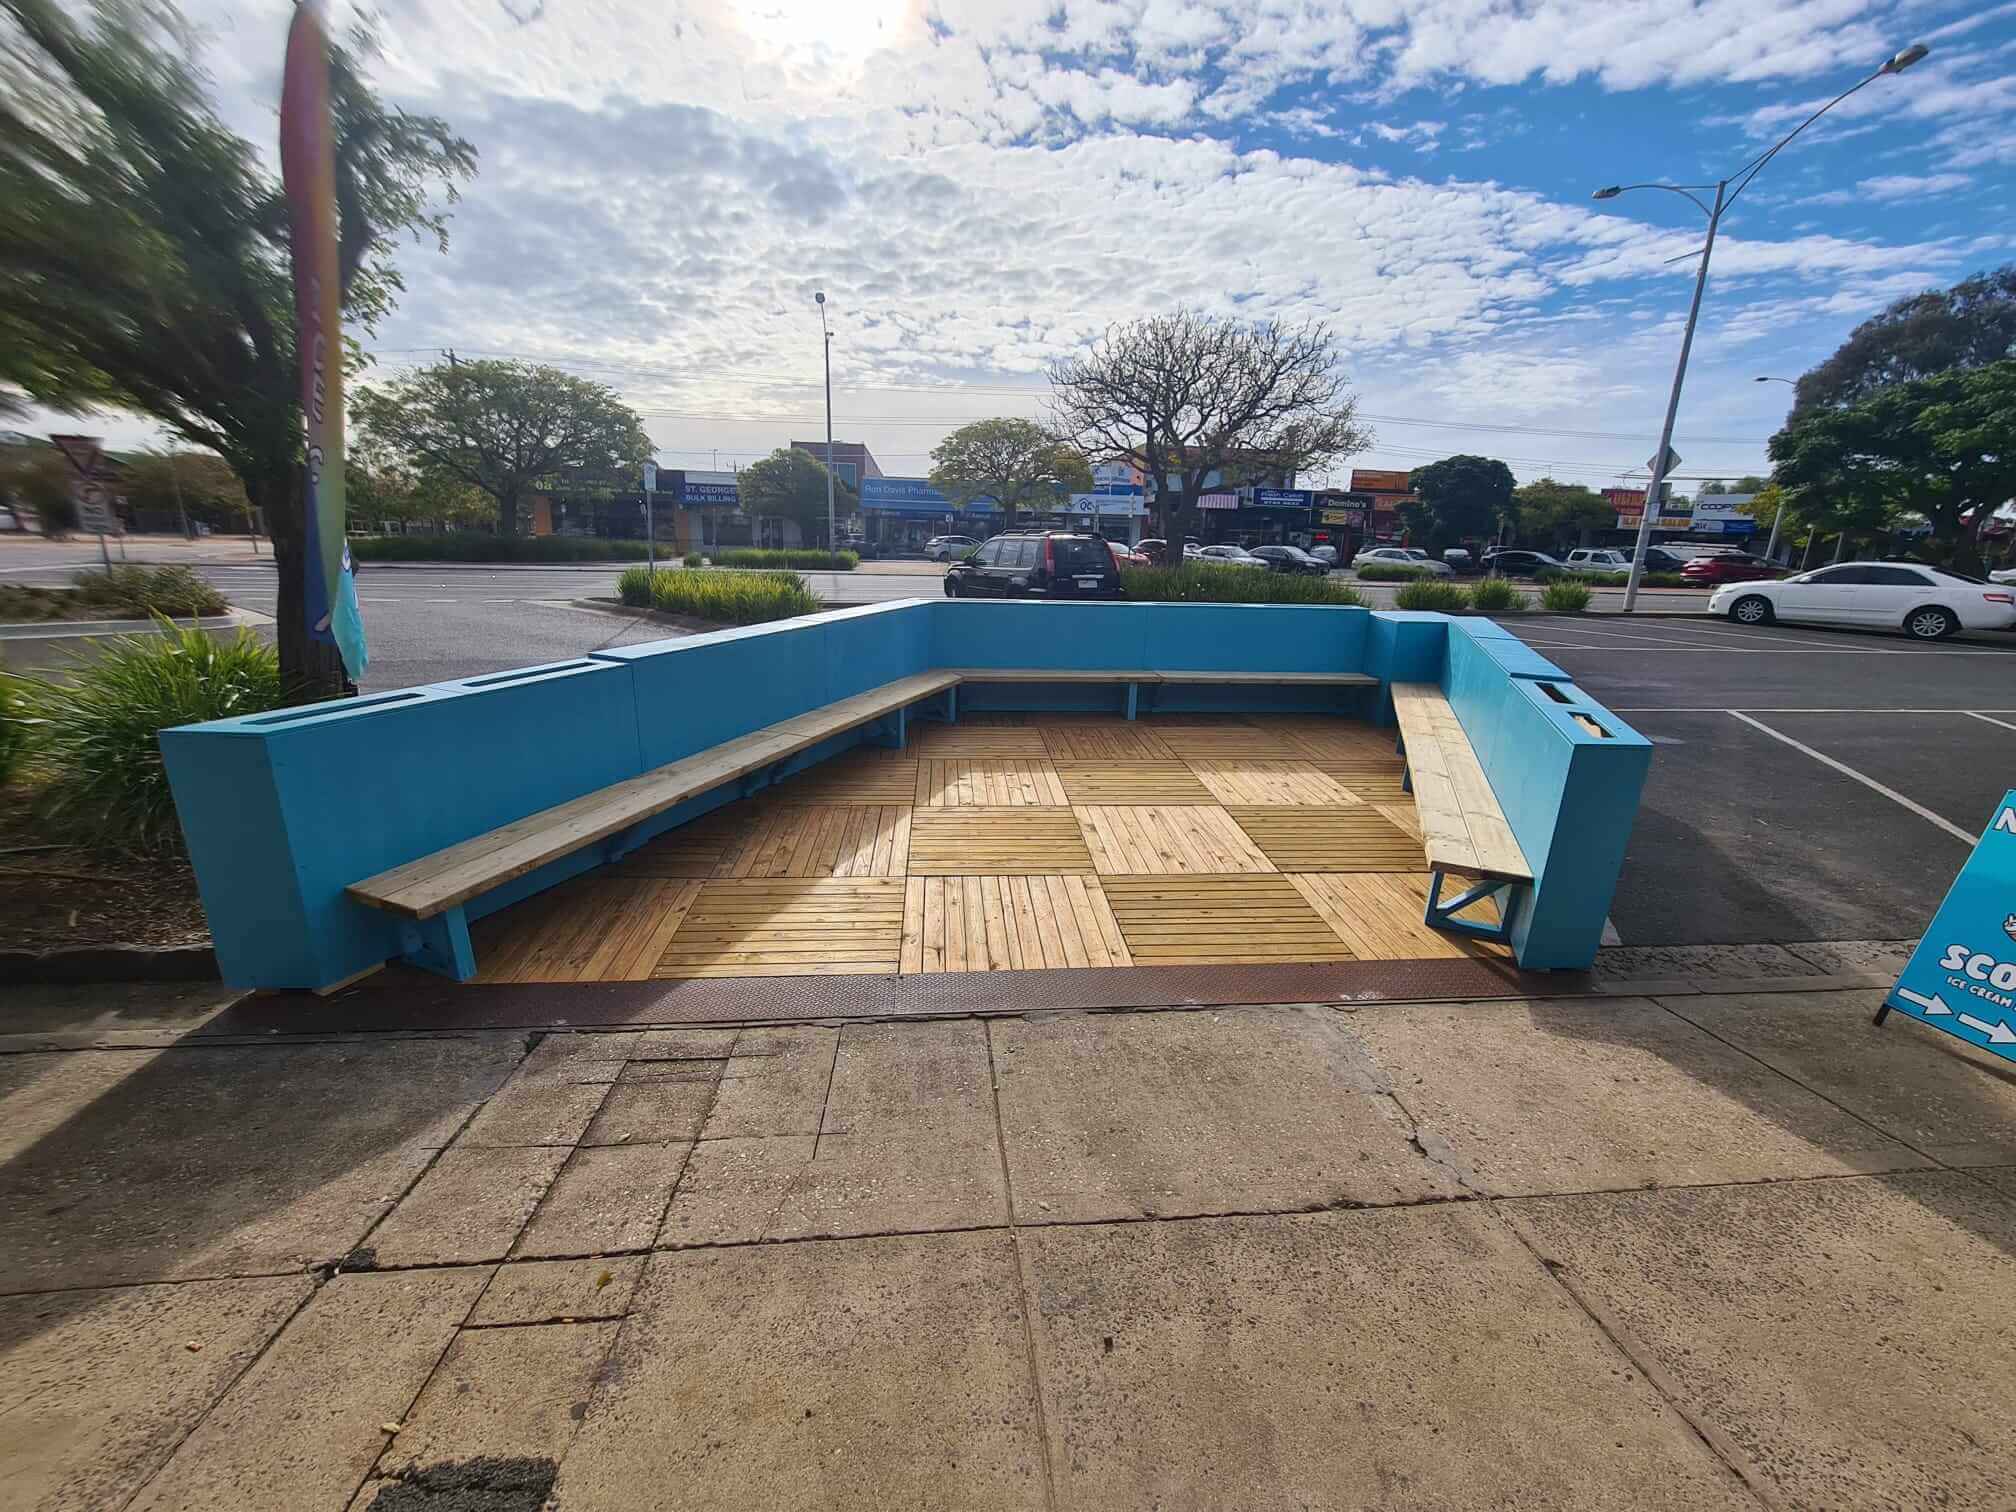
[1770, 360, 2016, 570]
[929, 418, 1091, 530]
[1512, 477, 1613, 551]
[351, 360, 651, 537]
[0, 443, 75, 533]
[1698, 479, 1728, 495]
[736, 448, 858, 546]
[119, 451, 252, 534]
[0, 0, 474, 697]
[1047, 310, 1371, 539]
[1797, 265, 2016, 413]
[347, 455, 490, 530]
[1733, 475, 1768, 493]
[1402, 456, 1516, 551]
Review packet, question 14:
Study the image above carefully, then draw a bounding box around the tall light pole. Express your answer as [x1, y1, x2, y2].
[1594, 42, 1928, 612]
[815, 290, 835, 552]
[1754, 376, 1796, 563]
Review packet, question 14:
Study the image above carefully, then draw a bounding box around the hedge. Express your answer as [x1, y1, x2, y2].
[351, 534, 655, 563]
[616, 566, 822, 625]
[1118, 564, 1368, 606]
[707, 548, 859, 571]
[1353, 563, 1441, 582]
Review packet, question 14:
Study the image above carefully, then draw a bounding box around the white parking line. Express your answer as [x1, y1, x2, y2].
[1727, 711, 1975, 845]
[1616, 707, 2016, 714]
[1967, 711, 2016, 733]
[1518, 644, 2001, 656]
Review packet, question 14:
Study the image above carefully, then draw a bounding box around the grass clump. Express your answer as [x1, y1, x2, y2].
[1392, 579, 1472, 613]
[617, 567, 822, 625]
[1119, 564, 1368, 606]
[351, 534, 654, 563]
[0, 567, 227, 622]
[1540, 580, 1595, 613]
[710, 548, 859, 571]
[7, 619, 283, 853]
[1468, 577, 1527, 612]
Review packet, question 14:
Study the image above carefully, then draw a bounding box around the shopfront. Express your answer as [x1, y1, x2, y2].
[1194, 487, 1315, 547]
[859, 478, 999, 554]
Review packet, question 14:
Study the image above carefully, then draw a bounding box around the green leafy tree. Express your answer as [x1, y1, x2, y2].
[347, 454, 491, 530]
[1732, 475, 1769, 493]
[0, 0, 475, 697]
[929, 418, 1091, 529]
[1403, 455, 1517, 550]
[352, 360, 652, 537]
[119, 451, 252, 533]
[737, 448, 858, 546]
[1511, 476, 1613, 551]
[0, 443, 76, 533]
[1797, 266, 2016, 413]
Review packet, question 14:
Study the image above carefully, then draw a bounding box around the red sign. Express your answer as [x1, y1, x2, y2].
[1351, 468, 1412, 493]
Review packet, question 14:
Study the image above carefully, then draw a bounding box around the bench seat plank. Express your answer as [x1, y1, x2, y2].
[1157, 671, 1376, 686]
[940, 668, 1163, 683]
[1391, 682, 1532, 883]
[350, 671, 958, 919]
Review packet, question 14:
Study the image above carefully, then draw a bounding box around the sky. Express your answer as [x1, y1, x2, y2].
[35, 0, 2016, 494]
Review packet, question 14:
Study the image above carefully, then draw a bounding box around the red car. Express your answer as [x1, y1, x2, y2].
[1679, 552, 1783, 586]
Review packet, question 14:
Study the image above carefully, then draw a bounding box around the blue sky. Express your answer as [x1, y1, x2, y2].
[61, 0, 2016, 493]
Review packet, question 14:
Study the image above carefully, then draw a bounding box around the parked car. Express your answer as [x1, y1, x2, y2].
[1710, 563, 2016, 639]
[1246, 544, 1328, 575]
[1679, 552, 1783, 586]
[1352, 546, 1452, 577]
[1565, 548, 1630, 569]
[1441, 548, 1479, 575]
[1307, 544, 1339, 566]
[925, 534, 978, 562]
[1193, 544, 1269, 570]
[943, 530, 1124, 599]
[1107, 540, 1151, 569]
[1989, 564, 2016, 585]
[1136, 537, 1173, 564]
[1480, 548, 1567, 578]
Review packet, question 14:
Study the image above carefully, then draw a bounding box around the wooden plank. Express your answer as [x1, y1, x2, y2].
[1042, 726, 1180, 762]
[1052, 761, 1211, 803]
[1150, 725, 1305, 757]
[941, 668, 1161, 683]
[1189, 760, 1361, 807]
[1391, 682, 1533, 882]
[652, 876, 906, 978]
[908, 809, 1093, 874]
[908, 726, 1051, 756]
[767, 752, 920, 803]
[1100, 876, 1355, 965]
[915, 759, 1069, 807]
[353, 670, 959, 918]
[1267, 721, 1401, 762]
[1224, 806, 1425, 872]
[1155, 671, 1375, 686]
[1289, 872, 1505, 961]
[1073, 806, 1274, 874]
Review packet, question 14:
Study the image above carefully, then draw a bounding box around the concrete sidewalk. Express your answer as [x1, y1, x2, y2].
[5, 968, 2015, 1509]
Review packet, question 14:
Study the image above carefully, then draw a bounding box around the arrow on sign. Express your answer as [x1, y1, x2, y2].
[1898, 988, 1952, 1016]
[1957, 1012, 2016, 1045]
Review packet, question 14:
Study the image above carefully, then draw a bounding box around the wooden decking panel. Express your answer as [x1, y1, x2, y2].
[907, 725, 1052, 756]
[1268, 721, 1404, 762]
[472, 878, 703, 983]
[907, 808, 1094, 874]
[1101, 876, 1355, 964]
[1188, 760, 1362, 807]
[720, 804, 911, 878]
[1226, 807, 1426, 872]
[1040, 725, 1179, 761]
[914, 759, 1069, 808]
[1074, 805, 1277, 874]
[610, 803, 762, 878]
[899, 875, 1132, 973]
[1290, 872, 1506, 961]
[653, 878, 907, 977]
[1053, 762, 1215, 804]
[1314, 762, 1413, 802]
[767, 752, 921, 803]
[1147, 724, 1306, 757]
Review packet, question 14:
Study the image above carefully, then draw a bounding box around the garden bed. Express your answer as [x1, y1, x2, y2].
[0, 567, 226, 623]
[0, 789, 210, 953]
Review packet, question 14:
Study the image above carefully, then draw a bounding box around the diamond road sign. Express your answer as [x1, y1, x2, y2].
[1881, 788, 2016, 1064]
[1645, 445, 1682, 475]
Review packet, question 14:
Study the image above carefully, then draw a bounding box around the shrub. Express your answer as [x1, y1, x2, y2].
[1353, 563, 1430, 582]
[351, 534, 654, 563]
[0, 680, 23, 788]
[618, 567, 821, 625]
[1468, 577, 1527, 612]
[1541, 581, 1595, 613]
[8, 619, 283, 853]
[711, 548, 859, 571]
[1118, 564, 1368, 606]
[1537, 568, 1691, 589]
[1392, 579, 1472, 613]
[72, 565, 226, 618]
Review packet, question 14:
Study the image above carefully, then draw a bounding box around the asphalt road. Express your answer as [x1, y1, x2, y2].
[1505, 614, 2016, 950]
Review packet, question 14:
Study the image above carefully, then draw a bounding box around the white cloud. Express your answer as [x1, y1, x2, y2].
[1805, 171, 1975, 205]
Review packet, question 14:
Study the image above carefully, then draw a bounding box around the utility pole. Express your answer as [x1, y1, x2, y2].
[166, 446, 192, 541]
[816, 291, 835, 552]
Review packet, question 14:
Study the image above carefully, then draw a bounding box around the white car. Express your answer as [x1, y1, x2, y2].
[1352, 546, 1453, 577]
[1566, 548, 1630, 568]
[1990, 565, 2016, 585]
[1193, 544, 1268, 570]
[1710, 562, 2016, 640]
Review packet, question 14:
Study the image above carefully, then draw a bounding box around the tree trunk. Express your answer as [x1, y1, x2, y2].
[495, 487, 519, 538]
[252, 470, 350, 706]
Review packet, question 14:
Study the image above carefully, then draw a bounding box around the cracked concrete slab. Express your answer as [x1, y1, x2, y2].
[455, 1081, 611, 1147]
[1590, 942, 1817, 989]
[0, 1038, 522, 1289]
[657, 1135, 817, 1247]
[1506, 1173, 2016, 1512]
[0, 1274, 314, 1512]
[1022, 1206, 1754, 1510]
[631, 1028, 738, 1060]
[511, 1032, 639, 1086]
[128, 1267, 492, 1512]
[514, 1143, 690, 1257]
[1662, 989, 2016, 1166]
[990, 1006, 1458, 1221]
[1781, 938, 1917, 977]
[699, 1026, 838, 1139]
[468, 1257, 646, 1326]
[582, 1077, 719, 1145]
[1351, 996, 1930, 1195]
[367, 1147, 569, 1267]
[553, 1232, 1046, 1510]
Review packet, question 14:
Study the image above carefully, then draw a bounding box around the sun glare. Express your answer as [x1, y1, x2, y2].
[728, 0, 920, 69]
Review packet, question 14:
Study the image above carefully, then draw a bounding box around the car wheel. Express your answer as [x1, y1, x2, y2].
[1904, 604, 1957, 640]
[944, 577, 960, 598]
[1729, 594, 1773, 626]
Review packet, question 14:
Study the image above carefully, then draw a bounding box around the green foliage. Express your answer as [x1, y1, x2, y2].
[1512, 477, 1614, 550]
[352, 360, 655, 537]
[1797, 265, 2016, 411]
[1538, 569, 1690, 589]
[1405, 455, 1517, 549]
[1540, 581, 1595, 613]
[351, 534, 653, 562]
[616, 567, 821, 625]
[0, 679, 23, 788]
[928, 418, 1091, 527]
[710, 548, 859, 571]
[7, 620, 283, 853]
[1118, 565, 1368, 606]
[1392, 579, 1471, 612]
[735, 449, 859, 545]
[74, 566, 226, 617]
[0, 445, 78, 533]
[117, 451, 252, 531]
[1468, 577, 1526, 612]
[1353, 562, 1434, 581]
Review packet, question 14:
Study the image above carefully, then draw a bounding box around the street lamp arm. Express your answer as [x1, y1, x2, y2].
[1595, 183, 1716, 217]
[1722, 59, 1903, 210]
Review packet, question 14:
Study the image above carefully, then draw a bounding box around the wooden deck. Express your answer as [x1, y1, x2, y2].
[466, 714, 1513, 982]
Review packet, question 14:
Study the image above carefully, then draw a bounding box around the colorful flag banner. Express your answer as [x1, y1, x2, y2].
[279, 0, 366, 682]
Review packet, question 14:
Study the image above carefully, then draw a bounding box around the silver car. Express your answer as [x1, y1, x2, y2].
[1351, 546, 1453, 577]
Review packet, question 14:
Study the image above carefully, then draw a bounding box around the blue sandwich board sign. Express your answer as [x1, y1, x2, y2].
[1878, 788, 2016, 1063]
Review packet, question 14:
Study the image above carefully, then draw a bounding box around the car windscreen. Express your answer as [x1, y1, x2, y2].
[1049, 538, 1114, 573]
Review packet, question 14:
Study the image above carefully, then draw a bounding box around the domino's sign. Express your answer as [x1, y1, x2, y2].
[1883, 791, 2016, 1061]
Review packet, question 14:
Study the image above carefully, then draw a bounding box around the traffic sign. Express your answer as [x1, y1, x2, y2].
[1645, 445, 1682, 475]
[50, 434, 102, 476]
[1879, 789, 2016, 1063]
[73, 479, 114, 534]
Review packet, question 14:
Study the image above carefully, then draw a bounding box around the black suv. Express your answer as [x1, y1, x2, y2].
[943, 531, 1125, 599]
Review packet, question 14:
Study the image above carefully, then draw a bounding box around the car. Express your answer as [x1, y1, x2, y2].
[1352, 546, 1452, 577]
[1480, 549, 1566, 578]
[1679, 552, 1783, 586]
[1136, 537, 1174, 564]
[1709, 562, 2016, 639]
[1192, 544, 1269, 570]
[1306, 544, 1339, 565]
[925, 534, 978, 562]
[1566, 548, 1631, 569]
[1107, 540, 1151, 569]
[1246, 544, 1328, 575]
[1990, 564, 2016, 585]
[942, 530, 1124, 599]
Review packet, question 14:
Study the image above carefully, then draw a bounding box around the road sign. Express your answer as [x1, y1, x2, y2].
[50, 434, 103, 477]
[1645, 445, 1682, 475]
[1879, 789, 2016, 1063]
[72, 479, 114, 534]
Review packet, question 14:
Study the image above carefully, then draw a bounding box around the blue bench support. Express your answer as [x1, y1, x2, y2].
[1424, 873, 1523, 946]
[396, 906, 475, 982]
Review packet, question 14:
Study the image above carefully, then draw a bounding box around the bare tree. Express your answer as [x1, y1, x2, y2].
[1047, 311, 1371, 538]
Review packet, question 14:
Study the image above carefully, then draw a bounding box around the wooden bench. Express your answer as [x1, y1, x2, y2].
[348, 671, 959, 979]
[1389, 682, 1534, 946]
[943, 668, 1375, 720]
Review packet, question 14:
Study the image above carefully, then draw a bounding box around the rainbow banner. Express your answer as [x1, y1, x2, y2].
[279, 0, 366, 682]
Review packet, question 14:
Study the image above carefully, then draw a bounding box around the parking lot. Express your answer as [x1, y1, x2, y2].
[1506, 614, 2016, 948]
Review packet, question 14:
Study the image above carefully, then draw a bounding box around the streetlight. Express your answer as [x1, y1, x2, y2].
[815, 290, 835, 553]
[1754, 378, 1797, 563]
[1594, 42, 1928, 611]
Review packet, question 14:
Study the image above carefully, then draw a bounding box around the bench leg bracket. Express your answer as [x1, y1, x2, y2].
[397, 905, 476, 982]
[1423, 871, 1523, 946]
